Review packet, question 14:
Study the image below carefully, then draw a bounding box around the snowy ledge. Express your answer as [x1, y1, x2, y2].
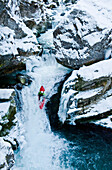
[0, 89, 15, 101]
[58, 58, 112, 129]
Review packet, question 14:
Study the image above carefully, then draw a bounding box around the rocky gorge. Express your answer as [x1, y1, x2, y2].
[0, 0, 56, 168]
[0, 0, 112, 169]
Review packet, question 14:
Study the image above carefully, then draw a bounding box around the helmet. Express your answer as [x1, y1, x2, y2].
[40, 86, 45, 92]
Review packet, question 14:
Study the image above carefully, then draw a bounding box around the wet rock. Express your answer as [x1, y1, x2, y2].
[63, 0, 77, 4]
[17, 46, 41, 56]
[16, 73, 32, 85]
[15, 83, 23, 90]
[60, 12, 65, 16]
[43, 0, 48, 4]
[0, 54, 26, 77]
[24, 20, 37, 30]
[19, 0, 45, 18]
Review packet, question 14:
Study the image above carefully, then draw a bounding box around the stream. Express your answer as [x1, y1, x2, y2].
[13, 3, 112, 170]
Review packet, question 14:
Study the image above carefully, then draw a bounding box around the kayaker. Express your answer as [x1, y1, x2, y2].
[38, 86, 45, 100]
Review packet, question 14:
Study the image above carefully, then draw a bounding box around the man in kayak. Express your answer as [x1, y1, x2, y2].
[38, 86, 45, 100]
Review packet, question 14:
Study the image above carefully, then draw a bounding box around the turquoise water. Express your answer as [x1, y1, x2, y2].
[56, 125, 112, 170]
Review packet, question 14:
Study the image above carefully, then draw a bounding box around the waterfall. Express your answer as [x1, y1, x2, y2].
[13, 25, 71, 169]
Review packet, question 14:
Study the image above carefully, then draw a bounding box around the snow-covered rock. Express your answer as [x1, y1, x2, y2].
[0, 89, 16, 136]
[0, 89, 15, 101]
[0, 0, 52, 77]
[0, 89, 18, 169]
[0, 138, 14, 169]
[58, 58, 112, 128]
[53, 0, 112, 69]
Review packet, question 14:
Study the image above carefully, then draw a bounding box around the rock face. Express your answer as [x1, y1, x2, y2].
[19, 0, 52, 35]
[58, 58, 112, 128]
[0, 0, 52, 78]
[53, 0, 112, 69]
[46, 72, 72, 130]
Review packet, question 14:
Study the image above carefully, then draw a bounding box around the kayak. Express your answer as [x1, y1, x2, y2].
[38, 97, 45, 109]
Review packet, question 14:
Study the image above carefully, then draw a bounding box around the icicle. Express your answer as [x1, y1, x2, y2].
[105, 48, 112, 60]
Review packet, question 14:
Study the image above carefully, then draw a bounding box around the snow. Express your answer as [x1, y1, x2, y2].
[0, 138, 14, 169]
[0, 32, 39, 56]
[68, 58, 112, 82]
[75, 87, 103, 99]
[83, 32, 103, 46]
[0, 26, 18, 55]
[0, 102, 10, 118]
[59, 33, 74, 43]
[76, 0, 112, 29]
[95, 116, 112, 129]
[0, 89, 14, 100]
[67, 107, 81, 114]
[62, 48, 79, 59]
[0, 15, 40, 56]
[54, 0, 112, 63]
[64, 58, 112, 86]
[78, 59, 112, 81]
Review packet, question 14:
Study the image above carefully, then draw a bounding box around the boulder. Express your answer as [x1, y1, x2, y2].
[53, 1, 112, 69]
[16, 73, 32, 85]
